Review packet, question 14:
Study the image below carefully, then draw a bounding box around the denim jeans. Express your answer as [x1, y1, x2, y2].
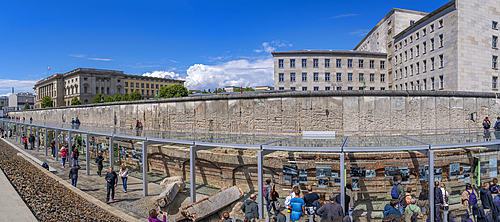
[71, 178, 77, 187]
[72, 158, 78, 165]
[122, 177, 127, 192]
[106, 183, 115, 201]
[62, 157, 66, 167]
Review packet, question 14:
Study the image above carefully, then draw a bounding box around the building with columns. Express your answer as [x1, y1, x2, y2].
[34, 68, 184, 108]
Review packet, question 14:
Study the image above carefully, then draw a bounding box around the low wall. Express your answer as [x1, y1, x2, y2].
[9, 90, 500, 132]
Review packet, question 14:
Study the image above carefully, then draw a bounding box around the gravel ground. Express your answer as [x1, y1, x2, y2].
[0, 140, 125, 222]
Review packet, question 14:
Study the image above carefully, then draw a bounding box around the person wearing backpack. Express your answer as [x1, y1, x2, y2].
[434, 181, 444, 222]
[71, 146, 79, 166]
[391, 176, 405, 214]
[384, 199, 402, 220]
[480, 182, 495, 210]
[304, 185, 320, 218]
[484, 117, 492, 132]
[462, 184, 478, 219]
[263, 179, 273, 216]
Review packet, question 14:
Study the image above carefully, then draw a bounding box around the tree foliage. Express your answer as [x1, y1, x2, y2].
[113, 93, 122, 102]
[235, 87, 255, 92]
[71, 97, 81, 105]
[24, 103, 30, 110]
[157, 84, 188, 98]
[41, 96, 53, 108]
[122, 92, 130, 101]
[105, 96, 114, 102]
[93, 93, 104, 103]
[130, 90, 142, 100]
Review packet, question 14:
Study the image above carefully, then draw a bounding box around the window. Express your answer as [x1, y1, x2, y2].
[146, 90, 149, 96]
[325, 73, 330, 81]
[141, 83, 144, 88]
[325, 87, 330, 91]
[493, 36, 498, 48]
[313, 73, 319, 81]
[494, 21, 498, 29]
[423, 60, 427, 72]
[416, 33, 419, 40]
[136, 83, 139, 87]
[279, 59, 284, 68]
[107, 87, 110, 94]
[381, 74, 385, 82]
[494, 56, 498, 69]
[430, 24, 434, 32]
[405, 67, 408, 77]
[117, 79, 120, 83]
[416, 62, 420, 74]
[405, 51, 407, 61]
[325, 59, 330, 68]
[423, 42, 427, 54]
[84, 87, 87, 93]
[416, 80, 420, 90]
[411, 82, 414, 90]
[302, 73, 307, 81]
[336, 59, 341, 68]
[314, 87, 319, 91]
[337, 87, 342, 90]
[381, 87, 385, 90]
[370, 74, 375, 82]
[348, 59, 352, 67]
[290, 73, 295, 82]
[439, 34, 443, 47]
[370, 60, 374, 68]
[416, 45, 420, 56]
[302, 59, 307, 67]
[336, 73, 341, 81]
[494, 77, 498, 89]
[410, 65, 414, 76]
[348, 87, 353, 90]
[431, 38, 435, 51]
[290, 59, 295, 68]
[313, 59, 319, 68]
[359, 59, 364, 68]
[424, 79, 427, 90]
[439, 19, 443, 28]
[125, 82, 128, 87]
[291, 87, 296, 91]
[395, 55, 398, 64]
[410, 48, 413, 59]
[400, 69, 403, 78]
[146, 83, 149, 88]
[278, 73, 284, 82]
[370, 87, 375, 90]
[405, 83, 408, 90]
[101, 87, 104, 93]
[423, 28, 427, 36]
[431, 57, 435, 70]
[96, 87, 99, 93]
[410, 20, 415, 25]
[125, 89, 128, 93]
[84, 77, 88, 81]
[410, 36, 413, 43]
[279, 87, 284, 90]
[439, 75, 444, 89]
[141, 90, 144, 95]
[302, 87, 307, 91]
[439, 54, 444, 68]
[156, 84, 159, 89]
[359, 73, 364, 82]
[405, 39, 407, 46]
[359, 87, 364, 90]
[395, 70, 398, 80]
[348, 73, 353, 81]
[380, 61, 385, 69]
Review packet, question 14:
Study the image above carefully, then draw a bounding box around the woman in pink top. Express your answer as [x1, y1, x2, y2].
[148, 209, 166, 222]
[61, 146, 68, 168]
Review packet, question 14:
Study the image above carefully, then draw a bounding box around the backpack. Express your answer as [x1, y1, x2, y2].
[263, 184, 271, 200]
[391, 184, 401, 199]
[383, 206, 395, 217]
[492, 185, 499, 194]
[75, 119, 80, 124]
[410, 212, 418, 222]
[400, 194, 409, 208]
[484, 120, 491, 129]
[467, 190, 478, 206]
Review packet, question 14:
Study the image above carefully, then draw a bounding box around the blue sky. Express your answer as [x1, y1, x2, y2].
[0, 0, 448, 95]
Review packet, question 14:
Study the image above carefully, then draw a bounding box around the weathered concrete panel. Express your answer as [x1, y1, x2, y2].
[420, 97, 436, 129]
[373, 97, 391, 131]
[406, 97, 421, 130]
[343, 97, 359, 131]
[450, 98, 464, 128]
[390, 97, 406, 130]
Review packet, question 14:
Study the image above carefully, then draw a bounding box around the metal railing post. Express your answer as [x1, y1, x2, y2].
[86, 133, 90, 176]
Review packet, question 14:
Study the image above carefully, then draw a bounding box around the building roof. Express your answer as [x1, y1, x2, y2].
[353, 8, 428, 50]
[272, 50, 386, 56]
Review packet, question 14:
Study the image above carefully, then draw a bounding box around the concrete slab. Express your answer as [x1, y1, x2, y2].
[0, 165, 38, 221]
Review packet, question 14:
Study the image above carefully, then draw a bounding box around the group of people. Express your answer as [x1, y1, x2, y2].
[0, 127, 12, 138]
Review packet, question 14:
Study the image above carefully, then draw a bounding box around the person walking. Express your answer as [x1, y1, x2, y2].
[304, 185, 320, 218]
[71, 146, 79, 166]
[289, 188, 305, 222]
[61, 145, 68, 168]
[119, 164, 129, 193]
[440, 183, 450, 219]
[391, 176, 405, 214]
[51, 139, 56, 157]
[263, 179, 272, 216]
[22, 135, 28, 149]
[105, 167, 118, 203]
[75, 117, 80, 129]
[346, 183, 355, 219]
[71, 118, 75, 129]
[461, 183, 478, 220]
[95, 152, 104, 176]
[68, 163, 81, 187]
[220, 211, 232, 222]
[148, 209, 166, 222]
[241, 194, 259, 222]
[484, 117, 492, 132]
[29, 134, 35, 150]
[317, 193, 344, 222]
[434, 181, 444, 222]
[480, 182, 495, 210]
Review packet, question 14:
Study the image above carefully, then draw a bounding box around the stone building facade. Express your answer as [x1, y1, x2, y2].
[33, 68, 184, 108]
[274, 0, 500, 92]
[8, 93, 34, 110]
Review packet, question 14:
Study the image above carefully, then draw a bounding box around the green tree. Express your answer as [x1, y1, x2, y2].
[157, 84, 189, 98]
[105, 96, 114, 102]
[216, 88, 223, 93]
[202, 89, 208, 94]
[130, 90, 143, 100]
[71, 96, 81, 105]
[122, 92, 130, 101]
[93, 93, 104, 103]
[113, 93, 122, 102]
[41, 96, 53, 108]
[24, 103, 30, 110]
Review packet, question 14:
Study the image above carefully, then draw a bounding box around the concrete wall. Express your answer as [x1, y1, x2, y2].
[9, 90, 500, 132]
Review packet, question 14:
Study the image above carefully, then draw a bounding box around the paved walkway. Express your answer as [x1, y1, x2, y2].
[0, 165, 38, 221]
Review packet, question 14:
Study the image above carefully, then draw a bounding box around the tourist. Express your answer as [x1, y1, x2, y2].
[391, 176, 405, 214]
[434, 181, 444, 222]
[404, 197, 421, 215]
[484, 117, 492, 132]
[405, 188, 413, 208]
[240, 194, 259, 222]
[480, 182, 494, 210]
[220, 211, 231, 222]
[29, 134, 35, 150]
[284, 186, 299, 213]
[61, 145, 68, 168]
[71, 118, 75, 129]
[51, 139, 56, 157]
[68, 163, 81, 187]
[42, 162, 49, 170]
[71, 146, 79, 166]
[289, 188, 305, 221]
[264, 179, 272, 216]
[148, 209, 166, 222]
[383, 199, 402, 222]
[491, 178, 500, 194]
[268, 183, 280, 216]
[119, 164, 129, 193]
[304, 185, 319, 217]
[75, 117, 80, 129]
[461, 184, 478, 216]
[105, 167, 118, 203]
[22, 134, 27, 149]
[346, 182, 355, 218]
[440, 183, 450, 211]
[95, 152, 104, 176]
[317, 193, 344, 221]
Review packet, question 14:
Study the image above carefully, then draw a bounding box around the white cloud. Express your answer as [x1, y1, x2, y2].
[0, 79, 37, 95]
[332, 14, 358, 19]
[88, 58, 113, 61]
[349, 29, 370, 36]
[183, 57, 274, 90]
[254, 40, 292, 53]
[69, 54, 85, 58]
[142, 70, 182, 79]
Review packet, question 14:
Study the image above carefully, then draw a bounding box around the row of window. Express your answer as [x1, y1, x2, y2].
[395, 19, 444, 51]
[124, 82, 165, 89]
[394, 76, 444, 90]
[277, 87, 386, 91]
[395, 55, 444, 79]
[278, 73, 386, 83]
[395, 35, 443, 64]
[278, 58, 386, 69]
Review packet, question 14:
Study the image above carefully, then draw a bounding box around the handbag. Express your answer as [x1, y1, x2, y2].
[274, 201, 281, 211]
